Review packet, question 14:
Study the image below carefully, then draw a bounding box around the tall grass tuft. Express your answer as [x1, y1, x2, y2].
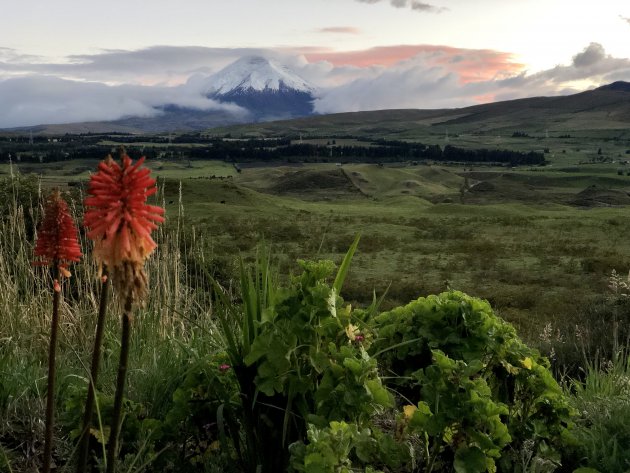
[567, 351, 630, 473]
[0, 172, 220, 472]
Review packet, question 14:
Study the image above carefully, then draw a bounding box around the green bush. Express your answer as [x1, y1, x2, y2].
[371, 291, 574, 472]
[170, 245, 392, 472]
[289, 421, 408, 473]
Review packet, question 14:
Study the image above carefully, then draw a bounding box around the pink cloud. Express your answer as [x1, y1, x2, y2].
[304, 45, 525, 84]
[472, 93, 498, 104]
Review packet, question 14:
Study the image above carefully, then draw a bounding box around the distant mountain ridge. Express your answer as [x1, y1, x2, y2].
[208, 80, 630, 137]
[596, 81, 630, 92]
[3, 78, 630, 135]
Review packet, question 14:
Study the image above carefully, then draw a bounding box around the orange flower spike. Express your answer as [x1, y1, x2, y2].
[34, 190, 82, 276]
[84, 153, 165, 269]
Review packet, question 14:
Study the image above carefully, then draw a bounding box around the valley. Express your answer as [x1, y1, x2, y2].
[2, 82, 630, 472]
[3, 148, 630, 367]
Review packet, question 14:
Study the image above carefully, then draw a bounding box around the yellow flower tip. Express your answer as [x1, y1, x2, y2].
[59, 267, 72, 278]
[403, 405, 417, 419]
[345, 323, 359, 341]
[53, 279, 61, 293]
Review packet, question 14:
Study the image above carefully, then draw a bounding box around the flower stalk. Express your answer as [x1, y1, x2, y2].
[106, 298, 133, 473]
[84, 151, 164, 473]
[34, 190, 81, 473]
[76, 269, 110, 473]
[43, 265, 60, 473]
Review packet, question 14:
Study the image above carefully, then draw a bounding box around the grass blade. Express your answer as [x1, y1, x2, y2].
[333, 234, 360, 295]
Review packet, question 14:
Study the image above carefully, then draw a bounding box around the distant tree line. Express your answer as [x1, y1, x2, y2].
[186, 139, 545, 165]
[0, 135, 545, 166]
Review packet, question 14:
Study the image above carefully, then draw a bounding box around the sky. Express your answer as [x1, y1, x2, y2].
[1, 0, 630, 127]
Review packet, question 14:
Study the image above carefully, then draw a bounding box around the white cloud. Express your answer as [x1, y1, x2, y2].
[0, 75, 245, 128]
[0, 46, 275, 86]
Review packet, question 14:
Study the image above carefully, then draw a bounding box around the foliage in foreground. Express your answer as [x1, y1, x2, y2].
[371, 292, 575, 472]
[155, 252, 577, 473]
[0, 174, 627, 473]
[567, 353, 630, 473]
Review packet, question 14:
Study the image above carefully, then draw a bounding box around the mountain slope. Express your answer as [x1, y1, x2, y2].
[206, 56, 314, 95]
[208, 81, 630, 137]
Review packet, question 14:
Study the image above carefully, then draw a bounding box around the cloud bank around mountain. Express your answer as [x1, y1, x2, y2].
[0, 42, 629, 128]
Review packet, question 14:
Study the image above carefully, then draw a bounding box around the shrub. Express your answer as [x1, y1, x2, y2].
[370, 291, 574, 472]
[173, 242, 393, 472]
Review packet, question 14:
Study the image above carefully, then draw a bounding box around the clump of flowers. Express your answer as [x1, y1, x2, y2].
[34, 189, 82, 279]
[84, 153, 164, 303]
[34, 190, 82, 473]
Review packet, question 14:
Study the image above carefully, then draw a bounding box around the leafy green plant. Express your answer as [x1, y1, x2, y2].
[62, 383, 164, 472]
[371, 291, 574, 472]
[403, 350, 511, 473]
[189, 238, 391, 471]
[288, 421, 408, 473]
[157, 352, 240, 472]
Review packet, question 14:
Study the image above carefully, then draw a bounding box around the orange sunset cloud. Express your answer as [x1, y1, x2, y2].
[305, 45, 525, 84]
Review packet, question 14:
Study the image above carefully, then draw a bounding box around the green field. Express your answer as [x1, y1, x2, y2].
[3, 148, 630, 471]
[6, 154, 630, 357]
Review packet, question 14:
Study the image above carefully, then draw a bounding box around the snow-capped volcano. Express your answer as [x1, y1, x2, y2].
[206, 56, 315, 95]
[205, 56, 316, 119]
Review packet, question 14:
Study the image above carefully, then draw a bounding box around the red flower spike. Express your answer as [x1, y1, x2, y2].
[34, 190, 82, 275]
[84, 154, 165, 268]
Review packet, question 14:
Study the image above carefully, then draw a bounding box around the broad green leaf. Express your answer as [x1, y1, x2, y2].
[365, 379, 393, 407]
[333, 234, 360, 294]
[454, 446, 487, 473]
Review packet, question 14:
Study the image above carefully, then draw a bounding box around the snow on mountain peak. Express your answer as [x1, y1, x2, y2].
[206, 56, 315, 95]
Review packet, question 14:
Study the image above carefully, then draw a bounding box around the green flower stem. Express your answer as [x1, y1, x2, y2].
[43, 266, 61, 473]
[106, 296, 133, 473]
[77, 268, 110, 473]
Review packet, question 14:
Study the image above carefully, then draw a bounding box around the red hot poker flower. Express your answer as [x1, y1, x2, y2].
[34, 190, 82, 276]
[84, 154, 165, 269]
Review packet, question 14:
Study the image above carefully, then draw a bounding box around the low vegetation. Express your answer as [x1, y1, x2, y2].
[0, 133, 629, 472]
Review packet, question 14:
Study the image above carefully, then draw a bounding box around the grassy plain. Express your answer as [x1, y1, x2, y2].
[4, 150, 630, 359]
[2, 141, 630, 471]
